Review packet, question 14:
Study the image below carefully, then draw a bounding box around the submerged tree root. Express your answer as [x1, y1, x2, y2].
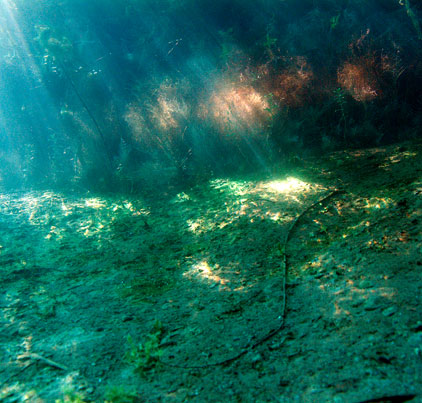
[161, 188, 345, 369]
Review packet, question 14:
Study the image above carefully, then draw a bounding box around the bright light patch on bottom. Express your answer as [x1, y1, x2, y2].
[183, 260, 229, 285]
[265, 177, 307, 193]
[85, 198, 106, 209]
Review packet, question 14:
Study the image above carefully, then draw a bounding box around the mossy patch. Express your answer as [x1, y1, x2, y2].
[119, 270, 176, 302]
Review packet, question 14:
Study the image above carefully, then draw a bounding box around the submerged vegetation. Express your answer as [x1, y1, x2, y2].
[125, 320, 164, 376]
[0, 0, 421, 192]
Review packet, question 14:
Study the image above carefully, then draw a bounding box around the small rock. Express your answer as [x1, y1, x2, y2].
[382, 306, 397, 317]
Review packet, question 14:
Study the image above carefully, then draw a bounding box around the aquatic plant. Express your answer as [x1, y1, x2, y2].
[334, 87, 348, 141]
[104, 385, 138, 403]
[263, 33, 277, 52]
[330, 14, 340, 30]
[125, 320, 164, 375]
[55, 388, 86, 403]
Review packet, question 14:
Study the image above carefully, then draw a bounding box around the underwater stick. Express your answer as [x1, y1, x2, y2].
[16, 352, 69, 372]
[160, 187, 345, 369]
[25, 352, 69, 371]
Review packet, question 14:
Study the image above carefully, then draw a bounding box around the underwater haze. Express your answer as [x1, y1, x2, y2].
[1, 1, 422, 402]
[0, 0, 421, 192]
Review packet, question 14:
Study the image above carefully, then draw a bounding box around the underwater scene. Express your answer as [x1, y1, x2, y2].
[0, 0, 422, 401]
